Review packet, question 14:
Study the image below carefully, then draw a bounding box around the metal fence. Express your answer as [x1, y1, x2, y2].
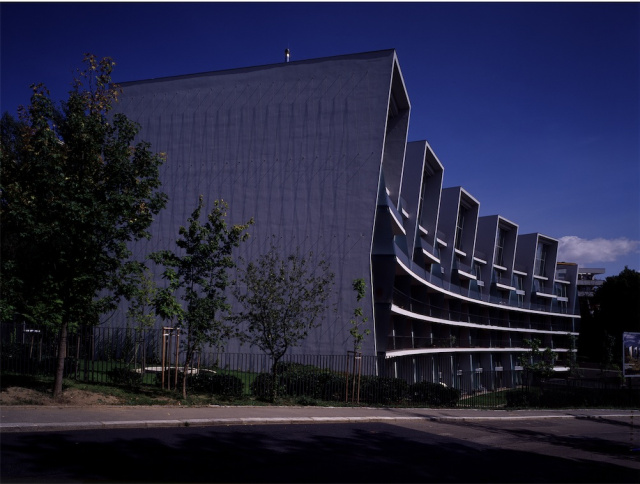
[1, 322, 638, 408]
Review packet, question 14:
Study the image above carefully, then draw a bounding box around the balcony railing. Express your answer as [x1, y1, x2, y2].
[391, 288, 576, 333]
[386, 334, 573, 353]
[388, 335, 514, 351]
[392, 244, 574, 315]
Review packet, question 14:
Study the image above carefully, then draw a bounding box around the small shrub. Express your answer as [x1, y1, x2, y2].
[296, 395, 320, 406]
[107, 367, 143, 389]
[177, 372, 244, 397]
[251, 373, 286, 401]
[359, 376, 408, 405]
[505, 388, 541, 408]
[318, 372, 347, 401]
[538, 385, 640, 408]
[409, 381, 460, 407]
[277, 363, 323, 398]
[191, 372, 244, 397]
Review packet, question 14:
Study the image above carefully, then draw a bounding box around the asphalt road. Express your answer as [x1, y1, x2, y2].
[2, 416, 639, 483]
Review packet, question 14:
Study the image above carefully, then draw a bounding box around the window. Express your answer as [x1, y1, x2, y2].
[555, 283, 568, 312]
[473, 264, 483, 292]
[535, 242, 548, 277]
[494, 227, 506, 267]
[515, 275, 524, 307]
[534, 278, 545, 293]
[558, 299, 567, 314]
[417, 175, 428, 228]
[473, 263, 482, 280]
[455, 206, 466, 251]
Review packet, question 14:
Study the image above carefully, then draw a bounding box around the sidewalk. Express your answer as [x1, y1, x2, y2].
[2, 405, 637, 433]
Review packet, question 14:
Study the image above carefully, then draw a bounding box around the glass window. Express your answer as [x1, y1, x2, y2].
[455, 206, 465, 251]
[555, 283, 567, 298]
[418, 175, 428, 227]
[515, 275, 524, 307]
[535, 243, 548, 277]
[494, 227, 506, 266]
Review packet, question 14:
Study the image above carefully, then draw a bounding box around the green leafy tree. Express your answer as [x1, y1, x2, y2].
[233, 247, 335, 402]
[346, 278, 370, 403]
[518, 338, 557, 384]
[349, 278, 370, 352]
[150, 196, 252, 399]
[600, 332, 618, 371]
[0, 55, 167, 399]
[592, 267, 640, 367]
[120, 263, 159, 371]
[123, 263, 159, 331]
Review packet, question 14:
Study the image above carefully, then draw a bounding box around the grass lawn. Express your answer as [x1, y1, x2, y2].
[457, 389, 510, 408]
[0, 371, 265, 406]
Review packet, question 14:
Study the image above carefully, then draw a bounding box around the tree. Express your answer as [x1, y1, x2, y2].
[518, 338, 556, 384]
[592, 267, 640, 367]
[109, 258, 161, 333]
[150, 196, 252, 399]
[346, 278, 370, 403]
[121, 263, 159, 372]
[233, 247, 335, 401]
[0, 55, 167, 399]
[577, 267, 640, 368]
[349, 278, 370, 352]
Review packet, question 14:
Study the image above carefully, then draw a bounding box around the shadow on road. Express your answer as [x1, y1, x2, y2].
[2, 422, 638, 483]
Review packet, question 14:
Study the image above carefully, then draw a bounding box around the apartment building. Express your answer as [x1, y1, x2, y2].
[115, 49, 580, 386]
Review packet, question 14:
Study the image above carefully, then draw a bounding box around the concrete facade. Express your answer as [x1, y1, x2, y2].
[114, 49, 580, 384]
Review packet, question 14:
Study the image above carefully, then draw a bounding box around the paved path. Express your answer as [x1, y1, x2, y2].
[1, 405, 637, 433]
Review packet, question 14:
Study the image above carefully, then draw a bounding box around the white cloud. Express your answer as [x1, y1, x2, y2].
[557, 236, 640, 264]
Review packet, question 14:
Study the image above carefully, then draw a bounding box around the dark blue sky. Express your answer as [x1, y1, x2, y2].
[2, 2, 638, 276]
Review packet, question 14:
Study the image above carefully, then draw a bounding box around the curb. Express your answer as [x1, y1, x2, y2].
[2, 412, 634, 433]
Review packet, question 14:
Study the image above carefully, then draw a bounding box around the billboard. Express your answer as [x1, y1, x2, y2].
[623, 332, 640, 377]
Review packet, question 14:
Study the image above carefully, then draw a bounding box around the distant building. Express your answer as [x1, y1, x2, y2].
[577, 267, 605, 315]
[115, 49, 580, 386]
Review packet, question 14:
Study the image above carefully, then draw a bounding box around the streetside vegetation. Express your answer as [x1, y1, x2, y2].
[232, 247, 335, 402]
[150, 196, 253, 399]
[518, 338, 557, 384]
[0, 54, 168, 400]
[348, 278, 371, 353]
[578, 267, 640, 369]
[249, 362, 461, 406]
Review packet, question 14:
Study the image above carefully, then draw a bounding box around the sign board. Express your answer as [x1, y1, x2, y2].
[623, 332, 640, 377]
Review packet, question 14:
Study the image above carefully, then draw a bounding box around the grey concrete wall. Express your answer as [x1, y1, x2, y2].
[113, 50, 400, 355]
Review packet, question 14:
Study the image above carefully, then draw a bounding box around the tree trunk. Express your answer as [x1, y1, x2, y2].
[270, 357, 281, 403]
[53, 321, 68, 400]
[182, 349, 192, 400]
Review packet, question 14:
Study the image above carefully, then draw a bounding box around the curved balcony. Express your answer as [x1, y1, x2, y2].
[392, 245, 578, 318]
[386, 334, 575, 356]
[392, 288, 578, 334]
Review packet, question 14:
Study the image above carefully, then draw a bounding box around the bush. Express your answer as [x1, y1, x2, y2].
[177, 371, 244, 398]
[251, 372, 286, 401]
[296, 395, 320, 406]
[276, 362, 323, 398]
[107, 367, 143, 389]
[318, 372, 347, 402]
[252, 363, 348, 402]
[505, 388, 541, 408]
[538, 385, 640, 408]
[192, 372, 244, 397]
[505, 383, 640, 408]
[408, 381, 460, 407]
[359, 376, 408, 405]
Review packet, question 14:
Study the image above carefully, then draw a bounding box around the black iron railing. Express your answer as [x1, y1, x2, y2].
[2, 322, 636, 408]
